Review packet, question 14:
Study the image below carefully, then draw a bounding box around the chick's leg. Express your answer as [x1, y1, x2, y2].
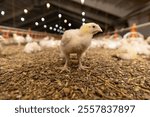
[77, 53, 89, 70]
[18, 42, 21, 46]
[60, 54, 70, 73]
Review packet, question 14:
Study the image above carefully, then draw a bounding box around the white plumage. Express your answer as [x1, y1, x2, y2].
[60, 23, 102, 72]
[116, 36, 150, 60]
[90, 39, 105, 48]
[0, 43, 2, 55]
[24, 42, 42, 53]
[25, 34, 33, 43]
[116, 40, 138, 60]
[103, 40, 122, 49]
[13, 33, 25, 46]
[146, 36, 150, 44]
[0, 36, 4, 54]
[39, 38, 60, 48]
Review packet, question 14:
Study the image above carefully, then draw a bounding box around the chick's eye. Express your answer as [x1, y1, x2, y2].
[92, 25, 95, 28]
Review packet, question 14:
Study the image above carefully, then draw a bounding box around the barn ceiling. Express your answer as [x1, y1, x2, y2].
[0, 0, 149, 34]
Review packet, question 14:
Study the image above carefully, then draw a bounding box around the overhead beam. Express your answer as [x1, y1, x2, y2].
[0, 6, 34, 23]
[16, 9, 57, 27]
[49, 0, 115, 25]
[72, 0, 128, 18]
[0, 0, 48, 23]
[126, 1, 150, 17]
[60, 10, 105, 28]
[31, 16, 58, 30]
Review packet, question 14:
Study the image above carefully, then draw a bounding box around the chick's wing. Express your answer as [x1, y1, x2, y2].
[61, 29, 79, 46]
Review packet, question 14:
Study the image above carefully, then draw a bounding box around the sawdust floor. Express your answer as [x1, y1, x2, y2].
[0, 45, 150, 100]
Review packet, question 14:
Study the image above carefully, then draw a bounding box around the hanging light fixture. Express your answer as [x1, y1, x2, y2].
[58, 13, 62, 18]
[1, 11, 5, 16]
[82, 11, 85, 16]
[24, 9, 28, 14]
[35, 22, 39, 26]
[81, 0, 85, 4]
[44, 25, 47, 28]
[53, 28, 56, 31]
[55, 24, 59, 28]
[46, 3, 51, 9]
[82, 18, 85, 22]
[21, 17, 25, 22]
[59, 26, 62, 30]
[49, 27, 53, 30]
[64, 19, 67, 23]
[68, 23, 72, 27]
[41, 17, 45, 22]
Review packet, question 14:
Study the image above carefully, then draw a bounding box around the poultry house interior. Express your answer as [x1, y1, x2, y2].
[0, 0, 150, 100]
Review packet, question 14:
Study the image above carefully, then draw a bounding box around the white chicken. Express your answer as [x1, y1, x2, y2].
[0, 42, 2, 55]
[25, 34, 33, 43]
[13, 33, 25, 46]
[39, 39, 60, 48]
[90, 39, 105, 48]
[103, 40, 121, 50]
[24, 42, 42, 54]
[116, 40, 138, 60]
[146, 36, 150, 44]
[60, 23, 102, 72]
[43, 36, 50, 40]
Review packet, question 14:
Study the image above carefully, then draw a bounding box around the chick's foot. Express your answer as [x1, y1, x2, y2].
[59, 66, 70, 73]
[78, 65, 89, 71]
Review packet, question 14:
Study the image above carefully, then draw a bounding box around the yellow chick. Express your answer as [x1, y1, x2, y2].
[60, 23, 102, 72]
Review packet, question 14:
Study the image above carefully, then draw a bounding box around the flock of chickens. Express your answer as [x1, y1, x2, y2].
[0, 24, 150, 62]
[91, 31, 150, 60]
[0, 33, 60, 54]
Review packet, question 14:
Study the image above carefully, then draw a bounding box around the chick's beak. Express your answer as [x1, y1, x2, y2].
[93, 26, 103, 34]
[97, 26, 103, 32]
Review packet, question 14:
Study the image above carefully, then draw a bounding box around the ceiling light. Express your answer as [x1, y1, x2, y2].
[59, 26, 62, 30]
[35, 22, 39, 26]
[41, 17, 45, 22]
[57, 29, 60, 32]
[82, 18, 85, 22]
[81, 0, 85, 4]
[53, 28, 56, 31]
[82, 11, 85, 16]
[44, 25, 47, 28]
[58, 14, 62, 18]
[24, 9, 28, 14]
[55, 24, 58, 28]
[21, 17, 25, 22]
[68, 23, 71, 27]
[64, 19, 67, 23]
[60, 30, 64, 33]
[63, 28, 65, 31]
[46, 3, 51, 9]
[82, 22, 85, 25]
[1, 11, 5, 16]
[49, 27, 53, 30]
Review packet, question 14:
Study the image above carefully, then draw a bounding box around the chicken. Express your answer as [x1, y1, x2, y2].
[24, 42, 42, 53]
[147, 36, 150, 44]
[116, 41, 138, 60]
[103, 40, 121, 49]
[0, 43, 2, 55]
[90, 39, 105, 48]
[39, 39, 60, 48]
[0, 36, 3, 54]
[13, 33, 25, 46]
[25, 34, 33, 43]
[43, 36, 50, 40]
[0, 35, 10, 45]
[60, 23, 102, 72]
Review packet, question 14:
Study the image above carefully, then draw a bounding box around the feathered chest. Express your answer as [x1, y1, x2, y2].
[73, 33, 91, 44]
[67, 35, 92, 53]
